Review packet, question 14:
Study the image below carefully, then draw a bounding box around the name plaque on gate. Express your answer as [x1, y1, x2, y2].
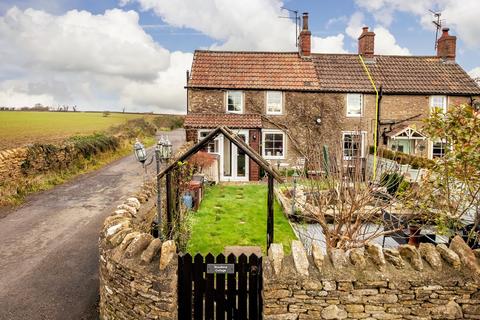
[206, 263, 235, 274]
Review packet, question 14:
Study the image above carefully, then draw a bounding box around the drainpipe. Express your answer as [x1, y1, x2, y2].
[377, 85, 383, 148]
[359, 55, 380, 180]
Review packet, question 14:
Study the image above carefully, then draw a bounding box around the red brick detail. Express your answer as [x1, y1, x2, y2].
[299, 12, 311, 57]
[358, 27, 375, 58]
[249, 129, 260, 181]
[437, 27, 456, 60]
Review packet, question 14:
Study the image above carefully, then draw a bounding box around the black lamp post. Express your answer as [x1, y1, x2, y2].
[133, 136, 173, 239]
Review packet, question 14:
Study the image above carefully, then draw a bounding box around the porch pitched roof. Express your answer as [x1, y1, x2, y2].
[387, 125, 426, 139]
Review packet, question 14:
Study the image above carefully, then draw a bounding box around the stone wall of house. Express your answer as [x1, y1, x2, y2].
[264, 238, 480, 320]
[99, 183, 178, 320]
[187, 88, 475, 166]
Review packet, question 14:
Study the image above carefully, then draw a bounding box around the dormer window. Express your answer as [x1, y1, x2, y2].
[266, 91, 283, 115]
[346, 93, 363, 117]
[226, 91, 243, 113]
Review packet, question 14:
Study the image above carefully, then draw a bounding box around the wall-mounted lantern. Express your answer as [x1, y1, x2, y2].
[134, 139, 147, 163]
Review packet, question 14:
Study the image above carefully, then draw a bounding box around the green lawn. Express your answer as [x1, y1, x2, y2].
[0, 111, 146, 150]
[187, 184, 297, 255]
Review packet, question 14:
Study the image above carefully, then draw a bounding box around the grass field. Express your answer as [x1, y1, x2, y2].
[187, 184, 297, 255]
[0, 111, 147, 150]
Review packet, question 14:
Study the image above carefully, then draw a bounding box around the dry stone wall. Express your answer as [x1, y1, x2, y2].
[99, 183, 178, 320]
[264, 239, 480, 320]
[0, 148, 27, 181]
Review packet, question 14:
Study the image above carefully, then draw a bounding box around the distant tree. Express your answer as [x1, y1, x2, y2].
[103, 111, 111, 117]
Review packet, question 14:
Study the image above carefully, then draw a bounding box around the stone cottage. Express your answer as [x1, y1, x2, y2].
[184, 12, 480, 181]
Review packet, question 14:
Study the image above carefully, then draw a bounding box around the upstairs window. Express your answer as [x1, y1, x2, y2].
[346, 93, 363, 117]
[266, 91, 283, 115]
[226, 91, 243, 113]
[262, 130, 285, 159]
[342, 131, 365, 159]
[430, 95, 447, 113]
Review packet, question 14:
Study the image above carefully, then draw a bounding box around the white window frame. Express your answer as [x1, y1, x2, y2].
[225, 91, 244, 114]
[266, 91, 283, 115]
[198, 129, 219, 154]
[262, 129, 286, 160]
[342, 131, 366, 160]
[429, 95, 447, 114]
[346, 93, 363, 117]
[430, 139, 447, 159]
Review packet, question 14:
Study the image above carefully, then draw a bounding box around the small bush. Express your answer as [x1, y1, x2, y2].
[68, 133, 119, 159]
[370, 146, 434, 169]
[380, 172, 404, 195]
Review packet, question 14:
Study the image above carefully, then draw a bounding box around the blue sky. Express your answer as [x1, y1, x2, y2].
[0, 0, 479, 113]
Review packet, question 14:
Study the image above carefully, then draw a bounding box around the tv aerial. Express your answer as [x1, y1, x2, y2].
[429, 9, 445, 50]
[279, 7, 300, 47]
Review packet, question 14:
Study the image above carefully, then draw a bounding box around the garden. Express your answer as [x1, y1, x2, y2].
[186, 184, 296, 255]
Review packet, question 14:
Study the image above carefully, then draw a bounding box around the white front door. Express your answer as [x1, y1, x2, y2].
[219, 130, 249, 181]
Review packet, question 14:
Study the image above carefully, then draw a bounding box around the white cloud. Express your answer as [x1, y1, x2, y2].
[344, 11, 410, 55]
[354, 0, 480, 48]
[469, 67, 480, 81]
[311, 34, 347, 53]
[346, 12, 365, 39]
[374, 26, 411, 55]
[0, 7, 189, 112]
[124, 0, 347, 53]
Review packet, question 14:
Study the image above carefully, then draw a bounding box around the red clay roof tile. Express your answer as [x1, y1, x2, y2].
[188, 50, 480, 95]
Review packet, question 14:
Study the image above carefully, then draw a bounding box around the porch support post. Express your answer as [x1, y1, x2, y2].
[166, 171, 173, 238]
[267, 174, 274, 249]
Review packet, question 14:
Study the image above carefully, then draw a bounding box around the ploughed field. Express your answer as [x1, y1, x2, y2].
[0, 111, 146, 150]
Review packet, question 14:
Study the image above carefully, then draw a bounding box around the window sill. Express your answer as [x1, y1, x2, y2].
[346, 114, 363, 118]
[263, 155, 285, 160]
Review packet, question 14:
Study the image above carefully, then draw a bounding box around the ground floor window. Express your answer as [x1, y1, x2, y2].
[262, 130, 285, 159]
[198, 130, 219, 153]
[431, 141, 446, 158]
[342, 131, 366, 159]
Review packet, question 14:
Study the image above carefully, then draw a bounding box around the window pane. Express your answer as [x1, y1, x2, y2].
[343, 133, 362, 158]
[430, 96, 446, 112]
[264, 132, 284, 157]
[199, 131, 218, 153]
[227, 91, 242, 112]
[267, 91, 282, 113]
[347, 94, 362, 116]
[432, 142, 446, 158]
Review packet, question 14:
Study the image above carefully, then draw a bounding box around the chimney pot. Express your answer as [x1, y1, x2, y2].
[302, 12, 309, 30]
[358, 26, 375, 58]
[298, 12, 311, 57]
[437, 27, 456, 60]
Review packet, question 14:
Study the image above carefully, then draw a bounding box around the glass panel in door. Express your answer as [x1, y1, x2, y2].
[236, 134, 246, 177]
[223, 137, 232, 177]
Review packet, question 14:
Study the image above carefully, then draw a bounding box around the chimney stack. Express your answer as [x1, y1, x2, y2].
[437, 27, 456, 60]
[298, 12, 311, 57]
[358, 27, 375, 58]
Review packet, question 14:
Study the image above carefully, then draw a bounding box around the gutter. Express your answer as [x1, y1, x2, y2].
[358, 55, 380, 180]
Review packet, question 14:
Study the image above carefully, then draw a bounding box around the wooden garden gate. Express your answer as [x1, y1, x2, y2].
[178, 253, 263, 320]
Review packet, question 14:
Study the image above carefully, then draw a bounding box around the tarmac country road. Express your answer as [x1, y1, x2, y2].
[0, 129, 185, 320]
